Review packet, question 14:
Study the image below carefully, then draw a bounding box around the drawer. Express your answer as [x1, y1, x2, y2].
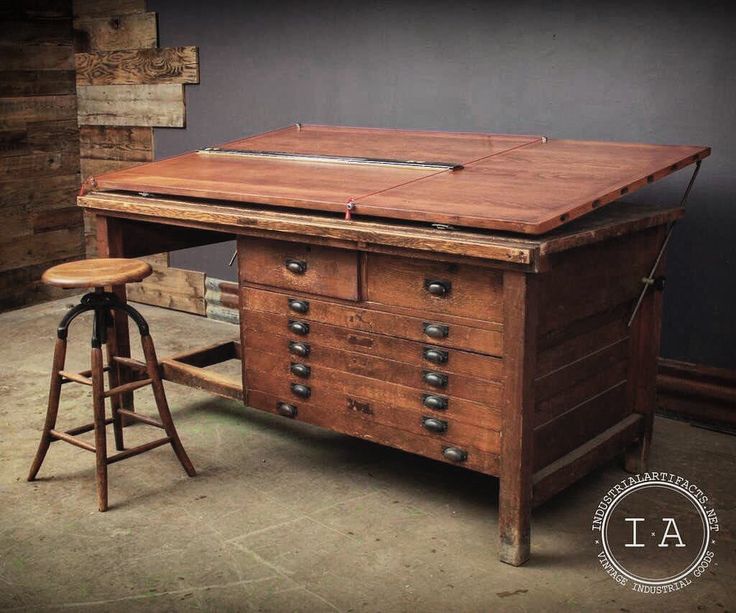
[242, 287, 503, 356]
[244, 310, 503, 379]
[247, 389, 499, 476]
[244, 349, 501, 432]
[365, 254, 503, 322]
[244, 330, 503, 406]
[238, 237, 359, 300]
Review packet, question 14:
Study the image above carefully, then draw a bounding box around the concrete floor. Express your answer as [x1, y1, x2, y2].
[0, 297, 734, 612]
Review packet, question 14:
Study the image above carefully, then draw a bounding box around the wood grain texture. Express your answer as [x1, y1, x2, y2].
[0, 94, 76, 123]
[73, 12, 157, 51]
[76, 46, 199, 84]
[0, 44, 75, 70]
[127, 258, 206, 315]
[81, 156, 140, 179]
[79, 126, 152, 161]
[74, 0, 146, 18]
[76, 84, 185, 127]
[0, 69, 75, 96]
[89, 124, 708, 234]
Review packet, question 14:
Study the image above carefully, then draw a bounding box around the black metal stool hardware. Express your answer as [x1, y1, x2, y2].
[423, 322, 449, 339]
[291, 383, 311, 398]
[288, 320, 310, 336]
[277, 402, 298, 418]
[423, 347, 448, 364]
[423, 371, 448, 388]
[285, 258, 307, 275]
[442, 447, 468, 463]
[288, 298, 309, 314]
[290, 362, 311, 378]
[423, 394, 448, 411]
[422, 416, 448, 433]
[424, 279, 452, 297]
[288, 341, 310, 357]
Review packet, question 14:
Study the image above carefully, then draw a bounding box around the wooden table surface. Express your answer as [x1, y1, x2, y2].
[91, 124, 709, 234]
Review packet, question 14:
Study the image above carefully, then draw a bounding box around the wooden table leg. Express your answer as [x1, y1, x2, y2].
[96, 215, 135, 414]
[499, 272, 539, 566]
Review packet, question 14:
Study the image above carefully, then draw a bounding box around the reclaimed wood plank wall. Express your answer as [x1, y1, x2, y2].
[74, 0, 204, 315]
[0, 0, 84, 311]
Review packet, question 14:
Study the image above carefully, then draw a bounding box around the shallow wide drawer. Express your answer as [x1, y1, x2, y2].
[247, 389, 499, 476]
[244, 310, 503, 379]
[365, 253, 503, 322]
[244, 350, 501, 431]
[238, 237, 359, 300]
[242, 287, 503, 356]
[244, 330, 503, 406]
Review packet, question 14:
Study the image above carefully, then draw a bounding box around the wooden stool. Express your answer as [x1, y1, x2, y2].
[28, 258, 195, 511]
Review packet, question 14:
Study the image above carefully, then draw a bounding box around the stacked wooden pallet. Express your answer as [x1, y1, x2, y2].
[0, 0, 83, 310]
[74, 0, 204, 314]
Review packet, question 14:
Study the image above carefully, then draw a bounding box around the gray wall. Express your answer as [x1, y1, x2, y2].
[151, 0, 735, 369]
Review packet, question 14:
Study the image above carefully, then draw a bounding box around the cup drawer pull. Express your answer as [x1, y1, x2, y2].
[288, 320, 310, 336]
[277, 402, 297, 418]
[291, 383, 311, 398]
[288, 298, 309, 314]
[442, 447, 468, 463]
[423, 371, 448, 388]
[423, 322, 449, 339]
[288, 341, 310, 357]
[285, 258, 307, 275]
[423, 347, 448, 364]
[423, 394, 448, 411]
[422, 416, 448, 433]
[290, 362, 311, 378]
[425, 279, 452, 297]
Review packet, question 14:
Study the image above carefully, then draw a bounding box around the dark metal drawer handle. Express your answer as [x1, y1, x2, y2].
[285, 258, 307, 275]
[291, 383, 311, 398]
[423, 322, 449, 339]
[423, 347, 448, 364]
[423, 371, 448, 388]
[425, 279, 452, 297]
[290, 362, 311, 378]
[288, 320, 310, 336]
[443, 447, 468, 463]
[288, 298, 309, 314]
[423, 394, 448, 411]
[277, 402, 297, 418]
[422, 416, 448, 434]
[288, 341, 310, 357]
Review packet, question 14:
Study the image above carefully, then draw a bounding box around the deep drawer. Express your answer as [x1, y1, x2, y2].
[238, 237, 359, 300]
[247, 389, 499, 476]
[242, 287, 503, 356]
[365, 253, 503, 322]
[244, 330, 503, 406]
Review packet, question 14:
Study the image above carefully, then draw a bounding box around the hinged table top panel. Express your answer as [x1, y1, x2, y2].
[90, 124, 709, 234]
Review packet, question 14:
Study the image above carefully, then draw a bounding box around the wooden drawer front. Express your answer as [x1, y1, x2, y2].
[365, 254, 503, 322]
[247, 389, 499, 476]
[244, 348, 501, 433]
[242, 287, 503, 356]
[239, 237, 359, 300]
[244, 310, 503, 379]
[244, 330, 502, 406]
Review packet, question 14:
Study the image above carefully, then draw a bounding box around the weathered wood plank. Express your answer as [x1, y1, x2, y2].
[127, 259, 206, 315]
[76, 47, 199, 85]
[0, 1, 72, 19]
[0, 18, 73, 45]
[31, 206, 84, 233]
[0, 149, 79, 181]
[74, 0, 147, 18]
[0, 260, 73, 312]
[0, 70, 76, 97]
[27, 119, 79, 152]
[0, 173, 79, 209]
[79, 126, 152, 161]
[0, 226, 84, 272]
[0, 44, 75, 71]
[0, 95, 77, 123]
[74, 12, 157, 51]
[77, 84, 185, 127]
[80, 157, 141, 179]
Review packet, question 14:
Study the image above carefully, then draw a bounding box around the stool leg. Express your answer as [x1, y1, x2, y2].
[91, 344, 109, 511]
[140, 334, 196, 477]
[28, 337, 67, 481]
[105, 308, 125, 451]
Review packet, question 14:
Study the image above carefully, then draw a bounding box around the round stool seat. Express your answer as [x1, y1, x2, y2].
[42, 258, 152, 289]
